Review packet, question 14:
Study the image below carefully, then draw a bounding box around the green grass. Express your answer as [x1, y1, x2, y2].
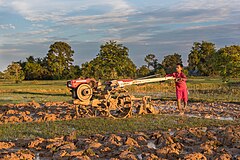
[0, 80, 71, 105]
[0, 114, 238, 141]
[127, 77, 240, 103]
[0, 77, 239, 105]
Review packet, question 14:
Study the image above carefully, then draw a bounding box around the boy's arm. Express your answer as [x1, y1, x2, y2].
[165, 73, 175, 77]
[179, 73, 187, 81]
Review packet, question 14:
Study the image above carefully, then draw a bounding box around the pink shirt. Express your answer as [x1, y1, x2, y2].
[166, 72, 187, 90]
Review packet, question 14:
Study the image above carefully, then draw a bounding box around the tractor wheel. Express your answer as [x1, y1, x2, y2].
[76, 105, 98, 117]
[76, 84, 93, 102]
[107, 93, 132, 118]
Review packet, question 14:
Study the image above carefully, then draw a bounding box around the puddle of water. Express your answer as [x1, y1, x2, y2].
[132, 107, 138, 114]
[6, 148, 21, 152]
[147, 141, 156, 149]
[185, 114, 200, 118]
[169, 130, 176, 136]
[137, 154, 143, 160]
[30, 113, 35, 117]
[155, 105, 177, 111]
[185, 114, 234, 121]
[218, 117, 234, 121]
[200, 127, 207, 132]
[35, 153, 40, 160]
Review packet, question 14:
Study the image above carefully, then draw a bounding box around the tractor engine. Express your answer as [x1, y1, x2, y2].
[67, 78, 98, 101]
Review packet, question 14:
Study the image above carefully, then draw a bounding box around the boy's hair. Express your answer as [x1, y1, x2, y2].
[176, 63, 183, 68]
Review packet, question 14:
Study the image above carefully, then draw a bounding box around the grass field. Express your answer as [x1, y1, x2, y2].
[127, 77, 240, 103]
[0, 80, 71, 105]
[0, 77, 239, 141]
[0, 114, 239, 140]
[0, 77, 239, 105]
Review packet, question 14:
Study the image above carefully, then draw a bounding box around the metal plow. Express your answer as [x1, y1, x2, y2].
[67, 76, 175, 118]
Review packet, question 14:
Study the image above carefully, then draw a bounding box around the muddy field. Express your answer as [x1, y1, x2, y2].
[0, 125, 239, 159]
[0, 101, 239, 124]
[0, 101, 239, 159]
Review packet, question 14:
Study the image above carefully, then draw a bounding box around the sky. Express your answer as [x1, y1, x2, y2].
[0, 0, 239, 71]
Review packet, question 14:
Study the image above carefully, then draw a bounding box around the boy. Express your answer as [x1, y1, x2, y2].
[166, 63, 188, 115]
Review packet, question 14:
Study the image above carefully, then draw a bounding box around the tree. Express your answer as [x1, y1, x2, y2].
[81, 62, 95, 78]
[39, 57, 52, 80]
[81, 41, 136, 80]
[162, 53, 182, 74]
[4, 62, 25, 83]
[188, 41, 216, 76]
[142, 53, 165, 76]
[137, 65, 150, 78]
[214, 45, 240, 82]
[46, 41, 74, 79]
[144, 54, 157, 69]
[0, 71, 4, 79]
[21, 56, 42, 80]
[154, 67, 166, 76]
[67, 65, 81, 79]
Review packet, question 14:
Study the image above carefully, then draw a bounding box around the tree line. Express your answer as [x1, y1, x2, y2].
[1, 40, 239, 83]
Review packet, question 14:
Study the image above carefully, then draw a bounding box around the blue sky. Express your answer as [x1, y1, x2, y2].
[0, 0, 239, 71]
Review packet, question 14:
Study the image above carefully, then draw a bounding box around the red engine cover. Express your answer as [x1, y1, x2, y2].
[67, 78, 97, 89]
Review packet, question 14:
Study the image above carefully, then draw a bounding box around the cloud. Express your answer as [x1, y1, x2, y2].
[135, 8, 231, 26]
[62, 15, 128, 25]
[0, 0, 7, 6]
[0, 24, 15, 29]
[9, 0, 68, 21]
[0, 48, 23, 56]
[58, 1, 136, 25]
[172, 0, 240, 22]
[1, 0, 135, 23]
[145, 23, 240, 49]
[0, 0, 240, 71]
[101, 34, 151, 44]
[96, 0, 240, 44]
[27, 29, 54, 36]
[175, 0, 239, 10]
[1, 28, 55, 46]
